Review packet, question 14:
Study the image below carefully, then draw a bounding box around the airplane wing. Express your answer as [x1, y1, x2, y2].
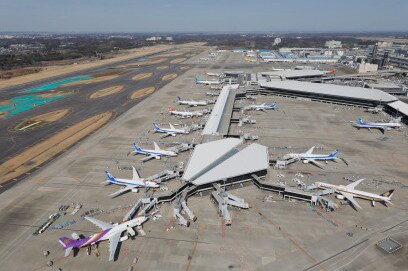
[305, 146, 315, 155]
[108, 232, 121, 261]
[132, 167, 140, 181]
[339, 191, 362, 209]
[304, 159, 324, 169]
[109, 186, 135, 198]
[169, 123, 175, 130]
[85, 216, 112, 230]
[346, 179, 364, 189]
[153, 142, 161, 151]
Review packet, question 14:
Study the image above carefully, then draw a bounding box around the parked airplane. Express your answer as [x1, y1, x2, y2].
[314, 179, 395, 210]
[168, 106, 203, 118]
[103, 167, 159, 197]
[132, 142, 177, 159]
[206, 72, 221, 77]
[59, 215, 148, 261]
[176, 96, 208, 107]
[243, 102, 277, 112]
[352, 117, 402, 133]
[153, 122, 189, 137]
[281, 146, 341, 168]
[195, 76, 221, 85]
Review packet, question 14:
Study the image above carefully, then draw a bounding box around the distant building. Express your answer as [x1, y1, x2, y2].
[325, 40, 342, 49]
[356, 62, 378, 73]
[376, 41, 393, 48]
[165, 37, 173, 41]
[273, 38, 281, 46]
[146, 36, 162, 41]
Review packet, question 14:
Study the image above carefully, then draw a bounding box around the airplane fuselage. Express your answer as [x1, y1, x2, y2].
[315, 182, 391, 203]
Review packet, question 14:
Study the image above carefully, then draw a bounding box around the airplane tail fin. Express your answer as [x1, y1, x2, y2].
[329, 149, 339, 158]
[328, 69, 337, 74]
[152, 122, 159, 130]
[176, 96, 181, 102]
[59, 237, 74, 249]
[380, 189, 395, 199]
[194, 77, 199, 84]
[133, 143, 142, 152]
[358, 118, 366, 125]
[271, 102, 277, 109]
[168, 106, 174, 112]
[104, 170, 115, 182]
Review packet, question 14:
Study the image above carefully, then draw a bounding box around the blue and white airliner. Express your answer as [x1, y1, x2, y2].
[132, 142, 177, 160]
[243, 102, 277, 112]
[153, 122, 189, 137]
[176, 96, 208, 107]
[104, 167, 159, 197]
[352, 117, 402, 133]
[282, 146, 340, 168]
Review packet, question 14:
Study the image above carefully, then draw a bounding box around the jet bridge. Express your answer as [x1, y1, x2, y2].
[211, 183, 249, 225]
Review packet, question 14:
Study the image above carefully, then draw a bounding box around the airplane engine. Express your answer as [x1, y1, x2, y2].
[131, 188, 139, 193]
[120, 235, 128, 242]
[127, 226, 136, 237]
[303, 160, 309, 164]
[155, 156, 160, 160]
[336, 195, 345, 200]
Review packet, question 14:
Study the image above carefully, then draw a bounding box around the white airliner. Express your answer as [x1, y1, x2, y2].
[243, 102, 277, 112]
[132, 142, 177, 159]
[176, 96, 208, 107]
[153, 122, 189, 137]
[314, 179, 395, 210]
[195, 76, 221, 85]
[168, 106, 203, 118]
[352, 117, 402, 133]
[206, 72, 221, 77]
[59, 215, 148, 261]
[104, 167, 159, 197]
[281, 146, 340, 168]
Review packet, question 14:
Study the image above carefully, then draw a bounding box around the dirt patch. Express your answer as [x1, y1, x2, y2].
[0, 111, 8, 118]
[156, 65, 169, 70]
[0, 67, 42, 80]
[162, 73, 178, 81]
[170, 58, 187, 64]
[132, 72, 153, 81]
[92, 69, 129, 78]
[89, 85, 124, 99]
[130, 87, 155, 100]
[32, 108, 70, 122]
[13, 109, 70, 131]
[0, 112, 112, 185]
[0, 100, 11, 106]
[62, 75, 119, 87]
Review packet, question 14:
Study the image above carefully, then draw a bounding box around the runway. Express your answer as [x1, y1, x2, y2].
[0, 45, 203, 189]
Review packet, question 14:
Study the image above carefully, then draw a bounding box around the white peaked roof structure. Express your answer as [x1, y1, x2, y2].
[182, 138, 242, 181]
[260, 80, 397, 103]
[182, 138, 269, 186]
